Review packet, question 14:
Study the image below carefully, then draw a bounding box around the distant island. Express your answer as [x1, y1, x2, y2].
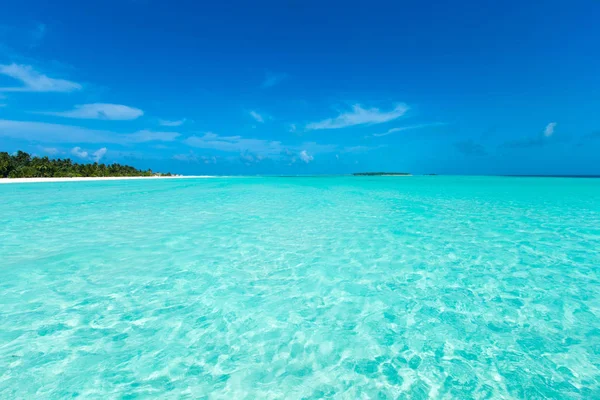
[0, 151, 172, 178]
[353, 172, 412, 176]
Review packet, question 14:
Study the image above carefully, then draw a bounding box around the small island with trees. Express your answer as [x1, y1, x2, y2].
[0, 151, 172, 178]
[353, 172, 412, 176]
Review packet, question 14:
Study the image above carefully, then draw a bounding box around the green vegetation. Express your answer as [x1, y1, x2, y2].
[0, 151, 172, 178]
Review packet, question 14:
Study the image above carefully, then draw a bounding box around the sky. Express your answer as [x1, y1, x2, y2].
[1, 0, 599, 176]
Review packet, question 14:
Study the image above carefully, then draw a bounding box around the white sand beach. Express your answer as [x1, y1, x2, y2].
[0, 176, 215, 184]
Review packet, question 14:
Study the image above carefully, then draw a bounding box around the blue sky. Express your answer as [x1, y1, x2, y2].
[1, 1, 599, 175]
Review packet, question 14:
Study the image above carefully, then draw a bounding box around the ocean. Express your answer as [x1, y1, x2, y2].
[1, 176, 599, 398]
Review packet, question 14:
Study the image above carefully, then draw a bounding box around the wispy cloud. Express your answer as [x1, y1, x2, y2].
[173, 153, 194, 162]
[159, 118, 186, 127]
[0, 64, 82, 92]
[183, 132, 338, 163]
[293, 141, 338, 154]
[239, 152, 267, 165]
[544, 122, 557, 137]
[173, 151, 217, 164]
[184, 132, 281, 155]
[92, 147, 107, 162]
[127, 130, 180, 143]
[71, 146, 107, 162]
[37, 103, 143, 120]
[71, 146, 88, 159]
[202, 155, 218, 164]
[289, 123, 297, 133]
[41, 147, 60, 155]
[0, 119, 179, 144]
[454, 140, 488, 156]
[249, 110, 264, 123]
[306, 103, 408, 131]
[371, 122, 448, 137]
[262, 72, 287, 88]
[299, 150, 313, 163]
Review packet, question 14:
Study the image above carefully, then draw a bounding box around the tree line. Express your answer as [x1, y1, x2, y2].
[0, 151, 172, 178]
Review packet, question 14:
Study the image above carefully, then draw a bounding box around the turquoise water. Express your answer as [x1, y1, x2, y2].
[1, 176, 600, 399]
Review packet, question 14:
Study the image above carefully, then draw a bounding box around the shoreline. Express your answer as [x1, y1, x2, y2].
[0, 176, 215, 184]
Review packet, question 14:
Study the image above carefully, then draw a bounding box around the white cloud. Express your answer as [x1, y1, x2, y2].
[371, 122, 448, 137]
[123, 130, 180, 143]
[173, 153, 193, 162]
[173, 151, 217, 164]
[70, 146, 107, 162]
[299, 141, 338, 154]
[71, 147, 88, 159]
[262, 72, 287, 88]
[0, 119, 179, 144]
[299, 150, 313, 163]
[183, 132, 338, 162]
[184, 132, 282, 155]
[0, 64, 82, 92]
[38, 103, 143, 120]
[306, 103, 408, 130]
[42, 147, 60, 155]
[92, 147, 107, 162]
[289, 124, 297, 133]
[203, 155, 217, 164]
[159, 118, 186, 127]
[544, 122, 557, 137]
[249, 110, 264, 123]
[240, 152, 256, 163]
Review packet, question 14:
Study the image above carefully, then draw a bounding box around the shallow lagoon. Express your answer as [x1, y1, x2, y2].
[1, 176, 599, 398]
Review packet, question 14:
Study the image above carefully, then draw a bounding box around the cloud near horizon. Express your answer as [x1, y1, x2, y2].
[41, 147, 60, 155]
[70, 146, 88, 159]
[92, 147, 107, 162]
[306, 103, 408, 130]
[173, 151, 217, 164]
[299, 150, 313, 163]
[0, 63, 82, 92]
[70, 146, 107, 162]
[184, 132, 281, 155]
[37, 103, 143, 120]
[0, 119, 179, 144]
[183, 132, 337, 162]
